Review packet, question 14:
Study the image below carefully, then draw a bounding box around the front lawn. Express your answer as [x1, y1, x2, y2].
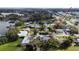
[0, 38, 23, 51]
[65, 46, 79, 51]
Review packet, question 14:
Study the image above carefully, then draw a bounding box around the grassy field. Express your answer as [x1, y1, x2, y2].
[65, 46, 79, 51]
[1, 40, 79, 51]
[0, 37, 79, 51]
[0, 39, 23, 51]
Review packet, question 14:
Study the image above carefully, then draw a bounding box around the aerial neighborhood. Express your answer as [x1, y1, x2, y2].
[0, 8, 79, 51]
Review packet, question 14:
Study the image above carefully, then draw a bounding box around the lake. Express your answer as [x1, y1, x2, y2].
[0, 21, 15, 36]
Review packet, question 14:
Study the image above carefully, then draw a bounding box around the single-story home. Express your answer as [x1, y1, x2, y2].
[21, 36, 33, 46]
[56, 29, 65, 34]
[55, 29, 70, 37]
[35, 32, 51, 41]
[22, 28, 30, 32]
[74, 34, 79, 37]
[18, 30, 28, 37]
[40, 36, 50, 41]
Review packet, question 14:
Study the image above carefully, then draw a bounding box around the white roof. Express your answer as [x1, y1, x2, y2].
[42, 36, 50, 41]
[37, 34, 50, 41]
[56, 29, 63, 31]
[23, 28, 30, 31]
[21, 37, 30, 44]
[18, 31, 28, 37]
[74, 34, 79, 37]
[21, 36, 32, 44]
[1, 13, 24, 16]
[56, 34, 69, 37]
[30, 24, 40, 28]
[77, 39, 79, 42]
[65, 29, 70, 31]
[56, 29, 65, 34]
[74, 39, 79, 42]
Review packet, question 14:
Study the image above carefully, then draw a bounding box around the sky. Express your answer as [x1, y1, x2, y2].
[0, 0, 78, 8]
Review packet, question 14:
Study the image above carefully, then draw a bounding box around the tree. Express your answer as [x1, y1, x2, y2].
[15, 21, 24, 26]
[0, 37, 8, 45]
[59, 39, 72, 50]
[47, 39, 60, 50]
[33, 29, 37, 35]
[31, 37, 59, 51]
[6, 14, 19, 21]
[53, 20, 66, 29]
[69, 27, 79, 35]
[6, 28, 19, 42]
[24, 44, 34, 51]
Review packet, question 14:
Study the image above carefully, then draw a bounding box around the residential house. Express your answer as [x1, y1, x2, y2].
[55, 29, 69, 37]
[18, 30, 28, 37]
[21, 35, 33, 46]
[35, 32, 51, 41]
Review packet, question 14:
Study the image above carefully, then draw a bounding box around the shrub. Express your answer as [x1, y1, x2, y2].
[15, 21, 24, 26]
[48, 39, 60, 50]
[24, 44, 34, 51]
[59, 39, 72, 50]
[6, 28, 18, 42]
[0, 37, 8, 45]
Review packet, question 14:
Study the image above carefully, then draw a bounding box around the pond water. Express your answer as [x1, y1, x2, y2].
[0, 21, 14, 36]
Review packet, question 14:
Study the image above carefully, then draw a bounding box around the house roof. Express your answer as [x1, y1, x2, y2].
[56, 29, 65, 34]
[74, 38, 79, 42]
[74, 34, 79, 37]
[18, 31, 28, 37]
[42, 36, 50, 41]
[56, 34, 69, 37]
[22, 28, 30, 31]
[21, 36, 32, 44]
[56, 29, 64, 31]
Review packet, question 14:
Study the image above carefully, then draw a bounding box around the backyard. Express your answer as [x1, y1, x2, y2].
[0, 38, 23, 51]
[65, 46, 79, 51]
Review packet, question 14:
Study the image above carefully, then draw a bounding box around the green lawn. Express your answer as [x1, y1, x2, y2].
[0, 39, 23, 51]
[65, 46, 79, 51]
